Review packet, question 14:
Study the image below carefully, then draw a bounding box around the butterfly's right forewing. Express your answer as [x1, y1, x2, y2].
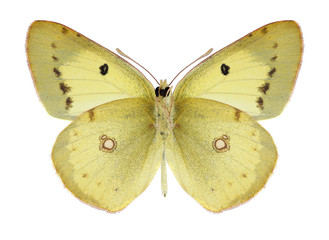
[174, 21, 302, 120]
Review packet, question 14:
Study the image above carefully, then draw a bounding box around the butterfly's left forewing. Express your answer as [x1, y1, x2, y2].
[167, 98, 277, 212]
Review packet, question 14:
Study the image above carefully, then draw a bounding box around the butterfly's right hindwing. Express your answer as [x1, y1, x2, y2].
[27, 21, 154, 120]
[167, 98, 277, 212]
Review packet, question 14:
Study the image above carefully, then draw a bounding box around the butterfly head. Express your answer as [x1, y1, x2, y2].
[155, 79, 172, 98]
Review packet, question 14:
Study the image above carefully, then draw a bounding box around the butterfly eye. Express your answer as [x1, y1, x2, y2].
[164, 87, 170, 96]
[155, 87, 160, 97]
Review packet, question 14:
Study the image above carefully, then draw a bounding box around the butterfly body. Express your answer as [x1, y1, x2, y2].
[27, 21, 302, 212]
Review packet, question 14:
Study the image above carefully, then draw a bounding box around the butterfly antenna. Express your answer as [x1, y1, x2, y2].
[116, 48, 160, 85]
[168, 48, 213, 86]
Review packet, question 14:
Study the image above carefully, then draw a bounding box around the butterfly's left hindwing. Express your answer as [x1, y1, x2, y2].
[52, 98, 162, 212]
[167, 98, 277, 212]
[27, 21, 154, 120]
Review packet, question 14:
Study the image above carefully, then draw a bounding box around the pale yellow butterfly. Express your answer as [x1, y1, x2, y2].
[27, 20, 302, 212]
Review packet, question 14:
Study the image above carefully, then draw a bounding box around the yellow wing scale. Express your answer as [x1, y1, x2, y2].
[27, 21, 154, 120]
[52, 98, 162, 212]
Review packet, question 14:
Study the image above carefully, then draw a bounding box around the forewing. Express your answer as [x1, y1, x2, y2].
[166, 98, 277, 212]
[52, 98, 162, 212]
[27, 21, 154, 120]
[174, 21, 302, 120]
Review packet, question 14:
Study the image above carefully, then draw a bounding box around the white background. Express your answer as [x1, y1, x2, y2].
[1, 0, 328, 239]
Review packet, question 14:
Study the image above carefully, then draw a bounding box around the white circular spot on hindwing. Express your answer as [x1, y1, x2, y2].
[213, 135, 230, 153]
[215, 139, 226, 149]
[99, 135, 117, 152]
[104, 139, 114, 149]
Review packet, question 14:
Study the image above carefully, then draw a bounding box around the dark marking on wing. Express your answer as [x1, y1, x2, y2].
[62, 27, 68, 34]
[242, 173, 247, 178]
[65, 97, 73, 110]
[273, 42, 278, 48]
[258, 82, 270, 94]
[53, 67, 61, 77]
[76, 33, 81, 37]
[235, 110, 241, 122]
[52, 56, 59, 62]
[248, 33, 253, 37]
[59, 82, 71, 94]
[271, 56, 277, 62]
[82, 173, 87, 178]
[261, 27, 268, 34]
[89, 110, 95, 122]
[221, 63, 230, 75]
[268, 67, 276, 78]
[51, 42, 56, 48]
[256, 97, 264, 110]
[99, 63, 109, 75]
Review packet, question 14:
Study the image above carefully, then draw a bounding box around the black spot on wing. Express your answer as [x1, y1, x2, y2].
[89, 110, 95, 122]
[221, 63, 230, 75]
[234, 110, 241, 122]
[271, 56, 277, 62]
[51, 42, 56, 48]
[53, 67, 61, 77]
[99, 63, 109, 75]
[256, 97, 264, 110]
[261, 27, 268, 34]
[59, 82, 71, 94]
[62, 27, 68, 34]
[52, 56, 59, 62]
[258, 82, 270, 94]
[268, 67, 276, 78]
[65, 97, 73, 110]
[273, 42, 278, 48]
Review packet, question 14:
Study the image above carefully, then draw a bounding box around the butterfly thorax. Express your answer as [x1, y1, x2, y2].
[155, 80, 174, 140]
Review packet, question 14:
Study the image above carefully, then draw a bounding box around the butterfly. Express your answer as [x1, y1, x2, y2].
[26, 20, 302, 212]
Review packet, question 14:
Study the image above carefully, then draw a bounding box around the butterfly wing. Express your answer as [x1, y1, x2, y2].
[52, 98, 162, 212]
[167, 98, 277, 212]
[27, 21, 154, 120]
[174, 21, 302, 120]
